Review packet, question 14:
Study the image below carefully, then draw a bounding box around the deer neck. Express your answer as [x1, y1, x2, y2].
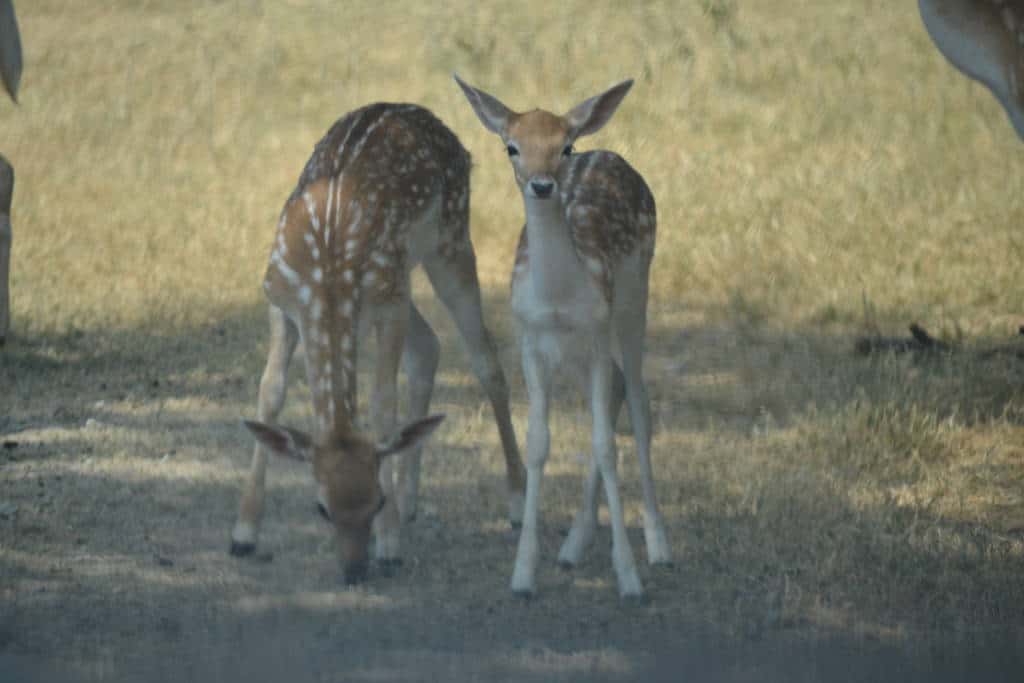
[302, 303, 359, 445]
[522, 195, 584, 302]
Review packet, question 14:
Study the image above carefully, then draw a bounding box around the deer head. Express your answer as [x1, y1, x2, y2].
[243, 413, 445, 584]
[454, 74, 634, 201]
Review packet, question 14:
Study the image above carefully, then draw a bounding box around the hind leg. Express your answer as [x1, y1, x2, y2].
[615, 288, 671, 565]
[424, 249, 526, 526]
[396, 302, 440, 523]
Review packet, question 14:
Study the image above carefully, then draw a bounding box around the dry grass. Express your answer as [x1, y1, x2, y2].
[2, 1, 1024, 680]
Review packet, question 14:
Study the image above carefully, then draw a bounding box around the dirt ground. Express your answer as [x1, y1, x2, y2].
[2, 292, 1023, 683]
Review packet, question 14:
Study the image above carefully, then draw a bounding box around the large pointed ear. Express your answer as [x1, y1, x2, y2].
[243, 420, 312, 462]
[453, 74, 513, 135]
[376, 414, 446, 460]
[565, 79, 634, 139]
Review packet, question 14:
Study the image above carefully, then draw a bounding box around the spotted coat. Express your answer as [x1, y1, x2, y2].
[512, 150, 656, 303]
[263, 103, 472, 440]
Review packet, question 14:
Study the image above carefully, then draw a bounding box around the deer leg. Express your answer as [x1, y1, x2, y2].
[396, 302, 440, 523]
[0, 154, 12, 346]
[0, 212, 9, 347]
[558, 359, 631, 567]
[370, 303, 407, 565]
[590, 335, 643, 599]
[617, 298, 671, 565]
[510, 335, 551, 597]
[425, 250, 526, 526]
[231, 305, 299, 555]
[557, 453, 600, 568]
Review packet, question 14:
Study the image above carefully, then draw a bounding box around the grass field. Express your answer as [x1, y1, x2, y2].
[2, 1, 1024, 680]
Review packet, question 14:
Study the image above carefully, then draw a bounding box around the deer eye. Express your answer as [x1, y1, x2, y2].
[506, 144, 519, 157]
[562, 144, 574, 157]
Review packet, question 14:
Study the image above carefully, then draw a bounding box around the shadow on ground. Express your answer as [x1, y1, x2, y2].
[2, 290, 1024, 682]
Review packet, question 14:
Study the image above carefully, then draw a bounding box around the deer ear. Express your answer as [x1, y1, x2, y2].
[565, 79, 634, 139]
[453, 74, 513, 135]
[376, 414, 446, 460]
[243, 420, 312, 461]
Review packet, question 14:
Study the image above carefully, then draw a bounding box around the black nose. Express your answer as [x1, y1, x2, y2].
[344, 561, 368, 586]
[530, 180, 554, 198]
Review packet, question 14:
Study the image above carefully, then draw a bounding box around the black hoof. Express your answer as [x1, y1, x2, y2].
[316, 502, 331, 521]
[557, 560, 576, 572]
[509, 520, 522, 530]
[512, 589, 534, 602]
[229, 540, 255, 557]
[652, 560, 676, 570]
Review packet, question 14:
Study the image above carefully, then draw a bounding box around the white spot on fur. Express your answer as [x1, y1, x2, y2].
[312, 267, 323, 283]
[298, 285, 311, 305]
[302, 192, 321, 232]
[271, 252, 302, 287]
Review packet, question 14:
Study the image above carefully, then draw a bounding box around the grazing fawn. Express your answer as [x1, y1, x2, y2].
[455, 76, 671, 599]
[919, 0, 1024, 141]
[231, 103, 526, 584]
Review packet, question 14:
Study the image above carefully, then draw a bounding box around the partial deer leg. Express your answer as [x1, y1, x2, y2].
[557, 453, 600, 568]
[0, 155, 12, 346]
[590, 335, 643, 599]
[558, 361, 627, 567]
[231, 305, 299, 555]
[396, 302, 440, 523]
[616, 287, 671, 565]
[370, 303, 407, 564]
[510, 336, 551, 596]
[425, 249, 526, 526]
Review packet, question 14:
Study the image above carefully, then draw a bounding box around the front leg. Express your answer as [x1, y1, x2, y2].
[511, 336, 552, 597]
[231, 306, 299, 555]
[370, 305, 407, 565]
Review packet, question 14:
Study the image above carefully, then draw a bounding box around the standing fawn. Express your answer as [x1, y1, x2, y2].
[455, 75, 671, 599]
[231, 102, 527, 584]
[919, 0, 1024, 141]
